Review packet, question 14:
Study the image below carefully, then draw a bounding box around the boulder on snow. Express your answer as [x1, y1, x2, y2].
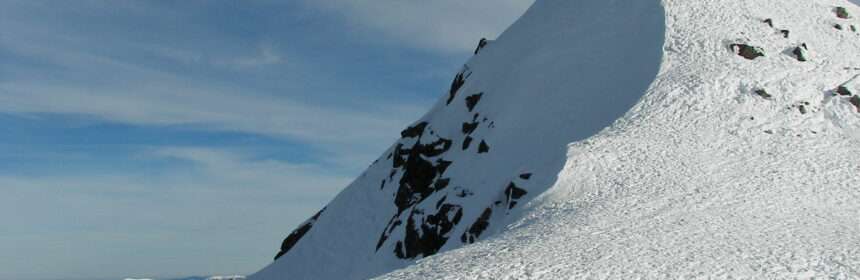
[730, 44, 765, 60]
[836, 7, 851, 19]
[837, 77, 858, 97]
[755, 89, 773, 99]
[837, 86, 853, 96]
[850, 96, 860, 112]
[791, 44, 809, 62]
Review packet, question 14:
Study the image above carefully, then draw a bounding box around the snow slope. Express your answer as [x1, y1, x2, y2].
[378, 0, 860, 279]
[253, 0, 860, 279]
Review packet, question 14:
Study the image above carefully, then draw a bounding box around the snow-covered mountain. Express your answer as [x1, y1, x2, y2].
[125, 275, 245, 280]
[252, 0, 860, 279]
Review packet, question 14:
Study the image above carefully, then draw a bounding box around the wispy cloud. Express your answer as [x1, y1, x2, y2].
[301, 0, 535, 53]
[148, 43, 285, 69]
[0, 145, 353, 279]
[223, 44, 285, 68]
[0, 32, 423, 170]
[149, 146, 351, 192]
[0, 1, 532, 278]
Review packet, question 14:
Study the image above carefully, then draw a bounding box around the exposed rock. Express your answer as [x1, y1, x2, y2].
[850, 96, 860, 112]
[474, 38, 489, 55]
[274, 208, 325, 260]
[462, 121, 479, 135]
[460, 208, 493, 244]
[504, 182, 528, 209]
[836, 7, 851, 19]
[401, 122, 428, 138]
[462, 136, 473, 150]
[465, 93, 484, 112]
[837, 86, 853, 96]
[377, 129, 461, 256]
[755, 89, 773, 99]
[478, 140, 490, 154]
[780, 29, 790, 38]
[435, 195, 448, 209]
[392, 140, 453, 211]
[763, 18, 774, 27]
[835, 24, 844, 30]
[454, 187, 473, 198]
[447, 70, 469, 105]
[519, 173, 533, 180]
[792, 44, 808, 62]
[395, 204, 464, 259]
[730, 44, 765, 60]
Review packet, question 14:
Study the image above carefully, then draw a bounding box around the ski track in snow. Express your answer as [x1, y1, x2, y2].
[378, 0, 860, 279]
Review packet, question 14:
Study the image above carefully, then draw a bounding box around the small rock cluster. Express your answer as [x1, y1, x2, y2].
[733, 7, 860, 137]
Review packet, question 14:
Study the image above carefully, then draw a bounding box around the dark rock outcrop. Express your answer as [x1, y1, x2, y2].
[465, 93, 484, 112]
[837, 86, 853, 96]
[274, 208, 326, 260]
[462, 121, 479, 135]
[447, 69, 470, 105]
[401, 122, 429, 138]
[460, 208, 493, 244]
[478, 140, 490, 154]
[792, 44, 808, 62]
[504, 182, 528, 209]
[850, 96, 860, 112]
[474, 38, 489, 55]
[730, 44, 765, 60]
[395, 204, 464, 259]
[836, 7, 851, 19]
[462, 136, 473, 150]
[755, 89, 773, 99]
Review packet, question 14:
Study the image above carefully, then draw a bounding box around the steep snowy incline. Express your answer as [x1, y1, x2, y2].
[380, 0, 860, 279]
[250, 0, 664, 279]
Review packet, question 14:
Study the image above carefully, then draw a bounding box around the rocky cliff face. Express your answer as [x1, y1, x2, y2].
[253, 0, 860, 279]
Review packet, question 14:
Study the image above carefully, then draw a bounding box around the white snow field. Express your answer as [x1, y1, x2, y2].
[253, 0, 860, 279]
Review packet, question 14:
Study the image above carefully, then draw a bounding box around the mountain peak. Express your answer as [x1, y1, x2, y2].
[252, 0, 860, 279]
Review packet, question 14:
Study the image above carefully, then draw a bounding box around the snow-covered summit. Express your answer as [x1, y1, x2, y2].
[252, 0, 860, 279]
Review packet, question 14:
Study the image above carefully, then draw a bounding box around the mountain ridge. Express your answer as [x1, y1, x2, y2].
[252, 0, 860, 279]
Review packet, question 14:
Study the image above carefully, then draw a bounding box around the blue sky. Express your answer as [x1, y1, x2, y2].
[0, 1, 533, 279]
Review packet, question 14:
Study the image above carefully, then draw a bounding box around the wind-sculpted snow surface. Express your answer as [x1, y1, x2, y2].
[250, 0, 664, 279]
[379, 0, 860, 279]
